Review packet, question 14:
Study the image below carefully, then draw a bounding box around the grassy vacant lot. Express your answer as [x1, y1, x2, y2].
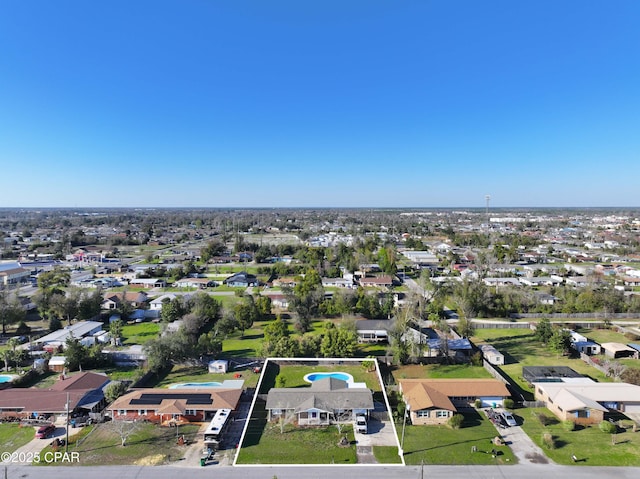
[0, 423, 37, 452]
[580, 327, 636, 345]
[519, 408, 640, 466]
[237, 417, 358, 464]
[471, 328, 610, 398]
[121, 322, 160, 345]
[392, 363, 493, 381]
[38, 422, 200, 466]
[152, 364, 261, 389]
[401, 410, 516, 465]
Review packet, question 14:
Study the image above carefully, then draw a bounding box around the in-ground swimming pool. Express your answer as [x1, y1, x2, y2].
[169, 381, 223, 389]
[0, 375, 15, 384]
[304, 372, 354, 383]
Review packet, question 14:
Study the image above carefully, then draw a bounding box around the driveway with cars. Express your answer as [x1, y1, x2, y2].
[486, 408, 553, 465]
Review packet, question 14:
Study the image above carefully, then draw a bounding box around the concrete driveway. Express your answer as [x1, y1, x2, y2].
[487, 410, 553, 465]
[1, 425, 67, 465]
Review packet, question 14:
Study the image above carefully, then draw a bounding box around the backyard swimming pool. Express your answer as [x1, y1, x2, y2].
[304, 372, 354, 383]
[169, 381, 224, 389]
[0, 374, 15, 384]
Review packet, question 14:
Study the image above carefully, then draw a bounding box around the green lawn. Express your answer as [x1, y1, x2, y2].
[121, 322, 160, 345]
[37, 422, 200, 466]
[260, 361, 381, 393]
[373, 446, 403, 464]
[580, 327, 634, 345]
[237, 415, 358, 464]
[0, 423, 37, 452]
[519, 408, 640, 466]
[392, 363, 493, 381]
[153, 364, 261, 389]
[401, 410, 516, 465]
[471, 328, 610, 399]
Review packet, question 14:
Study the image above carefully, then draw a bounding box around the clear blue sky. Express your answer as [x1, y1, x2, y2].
[1, 1, 639, 208]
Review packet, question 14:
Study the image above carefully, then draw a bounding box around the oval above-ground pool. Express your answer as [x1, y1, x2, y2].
[0, 374, 16, 384]
[303, 372, 354, 383]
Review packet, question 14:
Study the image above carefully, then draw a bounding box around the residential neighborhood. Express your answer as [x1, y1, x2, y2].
[1, 207, 640, 471]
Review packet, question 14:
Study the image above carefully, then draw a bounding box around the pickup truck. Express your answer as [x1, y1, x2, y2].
[355, 415, 367, 434]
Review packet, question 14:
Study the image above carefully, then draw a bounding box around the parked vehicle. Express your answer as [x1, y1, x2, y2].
[35, 424, 56, 439]
[355, 415, 367, 434]
[501, 412, 517, 427]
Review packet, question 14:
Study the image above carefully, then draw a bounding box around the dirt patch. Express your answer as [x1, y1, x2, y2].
[134, 454, 167, 466]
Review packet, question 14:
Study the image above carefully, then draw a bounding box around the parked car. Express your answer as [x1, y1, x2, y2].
[501, 412, 517, 427]
[355, 415, 367, 434]
[35, 424, 56, 439]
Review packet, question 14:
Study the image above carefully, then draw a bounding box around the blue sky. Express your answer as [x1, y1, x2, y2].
[1, 1, 639, 208]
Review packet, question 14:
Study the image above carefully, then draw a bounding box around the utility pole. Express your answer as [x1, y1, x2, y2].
[65, 392, 70, 452]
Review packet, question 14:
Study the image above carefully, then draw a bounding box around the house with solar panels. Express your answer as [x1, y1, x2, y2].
[108, 386, 243, 425]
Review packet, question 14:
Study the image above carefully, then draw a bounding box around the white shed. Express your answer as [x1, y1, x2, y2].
[208, 360, 229, 374]
[478, 344, 505, 366]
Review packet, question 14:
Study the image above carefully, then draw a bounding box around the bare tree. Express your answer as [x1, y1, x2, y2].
[109, 418, 142, 446]
[604, 360, 627, 381]
[278, 407, 297, 434]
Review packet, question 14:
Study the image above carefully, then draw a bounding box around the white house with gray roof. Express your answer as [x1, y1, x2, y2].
[265, 377, 374, 426]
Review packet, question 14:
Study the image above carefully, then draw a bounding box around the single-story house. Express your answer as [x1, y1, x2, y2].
[321, 277, 355, 289]
[224, 271, 258, 288]
[601, 342, 639, 359]
[478, 344, 505, 365]
[483, 278, 521, 287]
[0, 372, 110, 419]
[173, 277, 215, 289]
[108, 386, 243, 425]
[357, 275, 394, 288]
[356, 319, 394, 343]
[534, 378, 640, 425]
[399, 379, 511, 425]
[263, 293, 289, 309]
[35, 321, 104, 347]
[129, 278, 167, 289]
[101, 291, 149, 310]
[265, 377, 374, 426]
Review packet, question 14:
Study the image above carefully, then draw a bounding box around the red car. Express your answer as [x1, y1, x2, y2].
[35, 424, 55, 439]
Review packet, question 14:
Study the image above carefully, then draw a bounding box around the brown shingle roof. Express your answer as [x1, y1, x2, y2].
[399, 379, 510, 403]
[401, 382, 456, 412]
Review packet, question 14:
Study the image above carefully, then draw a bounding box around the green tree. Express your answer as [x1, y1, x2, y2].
[109, 319, 123, 346]
[456, 316, 475, 338]
[161, 297, 185, 323]
[320, 323, 358, 358]
[377, 245, 397, 275]
[535, 318, 553, 344]
[64, 336, 89, 371]
[0, 291, 26, 335]
[105, 381, 130, 403]
[197, 332, 222, 356]
[190, 292, 221, 324]
[548, 328, 572, 357]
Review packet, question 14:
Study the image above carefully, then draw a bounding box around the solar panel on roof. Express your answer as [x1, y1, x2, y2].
[129, 393, 213, 405]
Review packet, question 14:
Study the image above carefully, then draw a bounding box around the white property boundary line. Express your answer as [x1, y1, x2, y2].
[232, 357, 405, 467]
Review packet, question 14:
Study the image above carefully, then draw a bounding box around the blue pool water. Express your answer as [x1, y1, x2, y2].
[304, 372, 354, 383]
[0, 375, 15, 383]
[169, 381, 223, 389]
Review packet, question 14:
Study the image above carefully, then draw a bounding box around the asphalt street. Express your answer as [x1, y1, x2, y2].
[3, 464, 640, 479]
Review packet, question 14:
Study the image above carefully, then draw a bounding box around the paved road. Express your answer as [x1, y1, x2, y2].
[3, 464, 640, 479]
